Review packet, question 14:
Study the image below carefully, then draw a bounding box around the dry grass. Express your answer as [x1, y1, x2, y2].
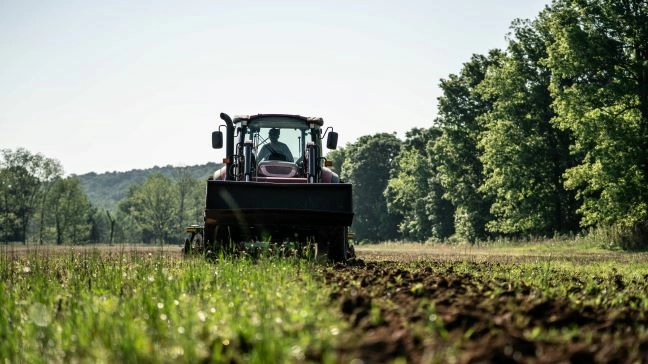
[4, 241, 647, 264]
[354, 242, 648, 263]
[0, 243, 184, 259]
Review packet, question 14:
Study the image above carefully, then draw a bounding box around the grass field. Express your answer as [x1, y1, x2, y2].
[0, 246, 341, 363]
[2, 242, 648, 362]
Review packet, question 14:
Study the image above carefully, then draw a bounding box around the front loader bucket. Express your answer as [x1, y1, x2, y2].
[204, 181, 353, 228]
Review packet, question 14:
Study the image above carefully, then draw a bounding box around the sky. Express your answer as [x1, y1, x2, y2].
[0, 0, 550, 176]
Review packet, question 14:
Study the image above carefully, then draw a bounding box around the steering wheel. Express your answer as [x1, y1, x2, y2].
[267, 152, 287, 161]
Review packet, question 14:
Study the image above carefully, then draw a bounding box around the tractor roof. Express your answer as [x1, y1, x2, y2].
[233, 114, 324, 127]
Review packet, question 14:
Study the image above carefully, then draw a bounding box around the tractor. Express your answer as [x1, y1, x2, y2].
[184, 113, 354, 261]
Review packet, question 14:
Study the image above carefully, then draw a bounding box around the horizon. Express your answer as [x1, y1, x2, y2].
[69, 160, 223, 177]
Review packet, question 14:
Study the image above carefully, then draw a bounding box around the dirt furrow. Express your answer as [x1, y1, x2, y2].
[323, 259, 648, 363]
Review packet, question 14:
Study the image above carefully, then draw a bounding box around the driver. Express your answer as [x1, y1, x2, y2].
[257, 128, 294, 162]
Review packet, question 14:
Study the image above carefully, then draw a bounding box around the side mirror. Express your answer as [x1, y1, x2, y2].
[212, 131, 223, 149]
[326, 131, 338, 149]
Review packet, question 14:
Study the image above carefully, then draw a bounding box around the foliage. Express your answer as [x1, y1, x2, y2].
[0, 149, 213, 244]
[341, 133, 402, 242]
[385, 148, 433, 241]
[545, 0, 648, 246]
[119, 174, 180, 244]
[0, 166, 39, 242]
[385, 128, 454, 241]
[325, 148, 346, 177]
[116, 171, 204, 244]
[432, 52, 503, 243]
[173, 167, 204, 230]
[76, 163, 221, 211]
[110, 209, 143, 244]
[0, 148, 63, 243]
[43, 177, 94, 245]
[79, 165, 207, 244]
[379, 0, 648, 249]
[477, 17, 579, 236]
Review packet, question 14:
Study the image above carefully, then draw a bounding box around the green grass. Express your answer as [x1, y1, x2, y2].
[445, 259, 648, 309]
[0, 249, 343, 363]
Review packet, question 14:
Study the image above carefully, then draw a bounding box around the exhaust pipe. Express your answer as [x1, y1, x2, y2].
[220, 113, 234, 181]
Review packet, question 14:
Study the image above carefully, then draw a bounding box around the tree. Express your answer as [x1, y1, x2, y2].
[476, 17, 579, 236]
[341, 133, 402, 242]
[106, 210, 116, 244]
[119, 173, 178, 244]
[385, 128, 454, 241]
[326, 148, 346, 176]
[173, 167, 202, 231]
[185, 181, 204, 226]
[0, 166, 38, 242]
[45, 177, 94, 244]
[37, 159, 65, 243]
[0, 148, 63, 243]
[112, 209, 142, 244]
[432, 52, 503, 242]
[546, 0, 648, 246]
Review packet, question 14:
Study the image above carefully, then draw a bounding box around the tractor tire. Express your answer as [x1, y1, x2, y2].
[203, 224, 217, 253]
[183, 238, 191, 254]
[184, 232, 204, 255]
[318, 226, 348, 263]
[211, 224, 236, 254]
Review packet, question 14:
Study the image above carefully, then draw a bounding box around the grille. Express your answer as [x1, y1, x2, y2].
[258, 162, 298, 177]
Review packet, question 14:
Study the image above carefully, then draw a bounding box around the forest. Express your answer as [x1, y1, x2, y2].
[336, 0, 648, 249]
[0, 148, 218, 245]
[2, 0, 647, 249]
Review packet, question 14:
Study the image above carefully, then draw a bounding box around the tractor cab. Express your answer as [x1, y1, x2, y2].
[212, 114, 338, 183]
[240, 115, 321, 163]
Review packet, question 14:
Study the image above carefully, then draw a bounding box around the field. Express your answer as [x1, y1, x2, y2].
[2, 243, 647, 363]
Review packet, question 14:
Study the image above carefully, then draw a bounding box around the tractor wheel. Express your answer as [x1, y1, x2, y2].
[203, 224, 217, 253]
[183, 238, 190, 254]
[319, 226, 348, 263]
[212, 225, 235, 254]
[184, 232, 204, 255]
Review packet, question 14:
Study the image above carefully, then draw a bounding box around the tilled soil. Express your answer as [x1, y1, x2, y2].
[322, 259, 648, 363]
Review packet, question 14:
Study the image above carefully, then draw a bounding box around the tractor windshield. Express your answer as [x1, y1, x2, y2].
[243, 119, 318, 163]
[256, 127, 303, 162]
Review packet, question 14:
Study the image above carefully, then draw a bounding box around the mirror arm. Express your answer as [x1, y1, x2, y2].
[321, 126, 334, 140]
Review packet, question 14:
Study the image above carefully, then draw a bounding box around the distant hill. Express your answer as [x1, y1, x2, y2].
[75, 163, 223, 210]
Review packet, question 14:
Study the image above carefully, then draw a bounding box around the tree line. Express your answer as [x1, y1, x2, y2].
[332, 0, 648, 248]
[0, 148, 205, 244]
[78, 162, 221, 211]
